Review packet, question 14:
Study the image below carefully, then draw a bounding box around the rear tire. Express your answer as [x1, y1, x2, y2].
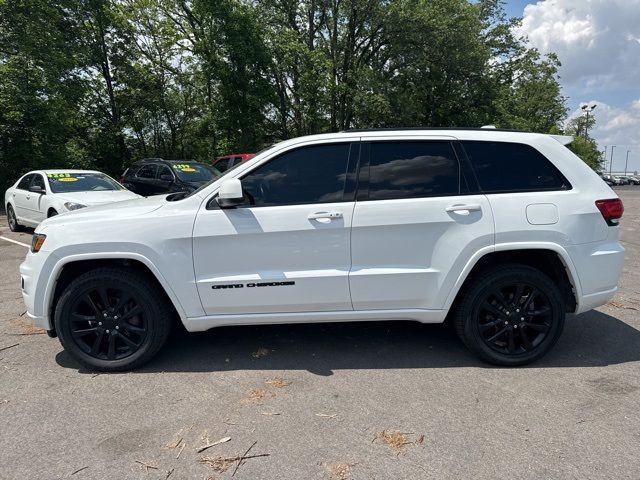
[7, 205, 23, 232]
[54, 267, 173, 371]
[453, 264, 565, 366]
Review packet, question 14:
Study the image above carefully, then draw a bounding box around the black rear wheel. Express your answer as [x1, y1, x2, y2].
[55, 267, 173, 371]
[454, 264, 565, 366]
[7, 205, 22, 232]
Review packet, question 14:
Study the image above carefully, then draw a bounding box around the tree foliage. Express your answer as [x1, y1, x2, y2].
[0, 0, 572, 189]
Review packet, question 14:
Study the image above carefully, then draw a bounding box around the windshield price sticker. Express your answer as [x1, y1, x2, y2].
[173, 164, 196, 172]
[47, 173, 79, 181]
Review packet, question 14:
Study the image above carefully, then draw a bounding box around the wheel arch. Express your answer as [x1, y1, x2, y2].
[445, 244, 580, 314]
[46, 254, 188, 335]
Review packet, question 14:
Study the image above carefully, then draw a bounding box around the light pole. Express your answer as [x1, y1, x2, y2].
[609, 145, 616, 176]
[625, 150, 630, 176]
[581, 104, 597, 138]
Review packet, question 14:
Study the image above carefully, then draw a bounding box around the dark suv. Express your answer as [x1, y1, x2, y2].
[121, 159, 221, 196]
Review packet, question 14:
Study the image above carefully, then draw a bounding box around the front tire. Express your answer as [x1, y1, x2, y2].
[453, 264, 565, 366]
[54, 267, 173, 371]
[7, 205, 23, 232]
[48, 209, 58, 218]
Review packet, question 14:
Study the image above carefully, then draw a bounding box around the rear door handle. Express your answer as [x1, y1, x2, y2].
[308, 211, 343, 220]
[445, 204, 482, 214]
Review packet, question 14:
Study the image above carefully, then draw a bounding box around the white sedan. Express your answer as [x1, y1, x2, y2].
[4, 170, 140, 231]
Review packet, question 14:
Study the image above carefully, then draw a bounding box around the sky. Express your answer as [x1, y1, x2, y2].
[506, 0, 640, 172]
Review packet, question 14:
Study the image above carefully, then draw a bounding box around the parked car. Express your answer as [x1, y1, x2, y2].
[121, 159, 222, 196]
[212, 153, 255, 173]
[5, 170, 140, 231]
[629, 176, 640, 185]
[20, 129, 624, 371]
[600, 174, 614, 186]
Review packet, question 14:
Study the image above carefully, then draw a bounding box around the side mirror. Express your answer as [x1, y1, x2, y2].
[216, 178, 244, 208]
[160, 174, 174, 182]
[29, 185, 45, 194]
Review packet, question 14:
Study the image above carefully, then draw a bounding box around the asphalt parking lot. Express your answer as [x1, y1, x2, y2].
[1, 188, 639, 480]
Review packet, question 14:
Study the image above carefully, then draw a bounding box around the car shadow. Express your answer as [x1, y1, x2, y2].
[56, 309, 640, 375]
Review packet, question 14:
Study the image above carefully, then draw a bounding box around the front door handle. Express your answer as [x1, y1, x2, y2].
[308, 211, 343, 220]
[445, 204, 482, 214]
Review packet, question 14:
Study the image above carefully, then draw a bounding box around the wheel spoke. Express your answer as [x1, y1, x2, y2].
[120, 305, 142, 321]
[117, 332, 139, 349]
[84, 295, 102, 317]
[519, 328, 533, 351]
[71, 313, 96, 323]
[524, 322, 550, 333]
[96, 288, 110, 310]
[74, 327, 98, 336]
[507, 328, 516, 353]
[90, 330, 104, 355]
[121, 321, 146, 334]
[479, 318, 504, 331]
[481, 301, 504, 319]
[521, 288, 539, 311]
[107, 334, 116, 360]
[113, 293, 133, 315]
[512, 284, 524, 305]
[528, 306, 550, 317]
[487, 327, 508, 343]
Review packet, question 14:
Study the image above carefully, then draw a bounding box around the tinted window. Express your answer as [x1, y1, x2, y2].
[231, 157, 243, 166]
[241, 144, 350, 207]
[463, 141, 568, 193]
[214, 158, 230, 173]
[367, 142, 460, 200]
[17, 174, 34, 190]
[137, 164, 157, 179]
[31, 174, 46, 190]
[157, 164, 173, 179]
[47, 173, 124, 193]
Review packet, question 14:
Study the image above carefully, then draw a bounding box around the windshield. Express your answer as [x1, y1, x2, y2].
[167, 144, 281, 201]
[171, 163, 220, 182]
[47, 172, 124, 193]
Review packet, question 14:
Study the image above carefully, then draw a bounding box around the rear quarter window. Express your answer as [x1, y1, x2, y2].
[463, 141, 570, 193]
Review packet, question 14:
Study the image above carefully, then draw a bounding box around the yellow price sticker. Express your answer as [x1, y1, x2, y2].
[58, 177, 78, 182]
[181, 167, 196, 172]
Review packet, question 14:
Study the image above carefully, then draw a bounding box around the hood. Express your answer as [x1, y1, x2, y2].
[56, 190, 141, 206]
[40, 194, 167, 229]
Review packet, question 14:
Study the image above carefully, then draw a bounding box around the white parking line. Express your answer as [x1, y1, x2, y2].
[0, 236, 30, 248]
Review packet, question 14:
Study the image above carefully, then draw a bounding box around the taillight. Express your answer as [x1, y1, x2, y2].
[595, 198, 624, 226]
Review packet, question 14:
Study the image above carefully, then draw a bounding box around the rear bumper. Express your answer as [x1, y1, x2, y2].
[567, 239, 625, 314]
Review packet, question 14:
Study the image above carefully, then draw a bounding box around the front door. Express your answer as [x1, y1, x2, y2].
[349, 138, 495, 311]
[192, 141, 359, 315]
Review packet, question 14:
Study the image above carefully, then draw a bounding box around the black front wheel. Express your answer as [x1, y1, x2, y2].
[454, 264, 565, 366]
[55, 267, 173, 371]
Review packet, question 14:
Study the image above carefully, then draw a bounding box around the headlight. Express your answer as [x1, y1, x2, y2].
[31, 234, 46, 253]
[63, 202, 87, 211]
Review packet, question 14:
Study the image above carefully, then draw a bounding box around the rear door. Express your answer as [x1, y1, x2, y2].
[11, 174, 34, 221]
[132, 164, 158, 196]
[349, 137, 495, 311]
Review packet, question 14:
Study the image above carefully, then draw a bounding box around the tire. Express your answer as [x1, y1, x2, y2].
[48, 209, 58, 218]
[54, 267, 173, 371]
[453, 264, 565, 366]
[7, 204, 23, 232]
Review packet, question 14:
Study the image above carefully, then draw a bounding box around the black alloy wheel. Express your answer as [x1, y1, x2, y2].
[454, 264, 565, 366]
[69, 287, 147, 361]
[55, 267, 173, 371]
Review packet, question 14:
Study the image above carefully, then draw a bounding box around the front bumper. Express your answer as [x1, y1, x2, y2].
[20, 249, 56, 331]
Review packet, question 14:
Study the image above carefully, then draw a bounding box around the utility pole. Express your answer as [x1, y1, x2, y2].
[609, 145, 616, 176]
[625, 150, 630, 176]
[581, 104, 597, 138]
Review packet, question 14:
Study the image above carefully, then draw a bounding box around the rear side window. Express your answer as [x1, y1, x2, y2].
[136, 164, 157, 179]
[367, 142, 460, 200]
[463, 141, 569, 193]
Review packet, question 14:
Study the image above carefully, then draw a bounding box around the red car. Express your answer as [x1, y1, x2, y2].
[212, 153, 255, 173]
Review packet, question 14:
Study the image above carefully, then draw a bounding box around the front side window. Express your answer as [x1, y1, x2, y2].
[240, 143, 351, 207]
[47, 173, 124, 193]
[31, 174, 46, 190]
[157, 164, 173, 179]
[463, 141, 569, 193]
[367, 142, 460, 200]
[17, 174, 34, 190]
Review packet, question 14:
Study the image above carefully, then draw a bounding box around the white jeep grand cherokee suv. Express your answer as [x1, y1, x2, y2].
[19, 129, 625, 371]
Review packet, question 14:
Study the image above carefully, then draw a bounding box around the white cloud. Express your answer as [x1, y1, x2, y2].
[567, 100, 640, 172]
[516, 0, 640, 88]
